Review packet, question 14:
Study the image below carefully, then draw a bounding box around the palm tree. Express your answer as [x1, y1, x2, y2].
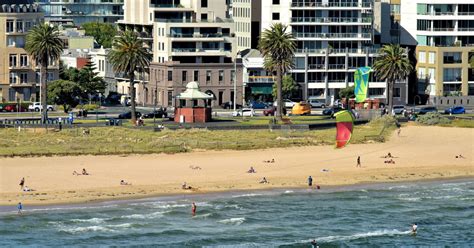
[373, 44, 413, 113]
[258, 23, 296, 119]
[108, 30, 151, 124]
[25, 23, 64, 124]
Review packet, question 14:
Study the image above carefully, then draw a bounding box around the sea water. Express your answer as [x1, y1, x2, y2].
[0, 179, 473, 247]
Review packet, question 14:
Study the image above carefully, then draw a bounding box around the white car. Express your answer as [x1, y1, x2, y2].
[28, 102, 54, 112]
[233, 108, 255, 117]
[308, 99, 326, 108]
[273, 99, 296, 108]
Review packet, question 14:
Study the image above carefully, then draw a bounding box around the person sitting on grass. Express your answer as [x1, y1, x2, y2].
[247, 167, 256, 173]
[259, 177, 268, 184]
[120, 180, 131, 185]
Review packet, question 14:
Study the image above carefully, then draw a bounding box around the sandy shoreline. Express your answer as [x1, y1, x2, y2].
[0, 125, 472, 206]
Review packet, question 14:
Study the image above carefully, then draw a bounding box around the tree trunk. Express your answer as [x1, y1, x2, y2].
[129, 73, 137, 125]
[387, 80, 394, 115]
[40, 64, 48, 124]
[276, 66, 284, 120]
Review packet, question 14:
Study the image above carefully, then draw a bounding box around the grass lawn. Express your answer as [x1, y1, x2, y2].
[439, 119, 474, 128]
[0, 117, 396, 157]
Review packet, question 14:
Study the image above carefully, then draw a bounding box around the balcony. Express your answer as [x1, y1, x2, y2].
[168, 33, 232, 40]
[293, 32, 371, 40]
[291, 17, 372, 24]
[171, 48, 231, 56]
[290, 2, 371, 9]
[295, 48, 380, 54]
[248, 76, 275, 83]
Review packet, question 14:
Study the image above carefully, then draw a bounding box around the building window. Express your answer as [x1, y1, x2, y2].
[443, 68, 462, 82]
[201, 0, 208, 8]
[231, 70, 235, 82]
[23, 88, 31, 101]
[47, 72, 54, 81]
[9, 54, 17, 67]
[167, 71, 173, 81]
[6, 20, 14, 33]
[20, 73, 27, 84]
[20, 54, 28, 67]
[428, 52, 436, 64]
[418, 52, 426, 63]
[368, 88, 385, 96]
[443, 52, 462, 64]
[9, 73, 17, 84]
[9, 88, 16, 102]
[393, 87, 401, 98]
[16, 21, 23, 33]
[219, 70, 224, 82]
[182, 71, 187, 83]
[273, 0, 280, 4]
[167, 91, 173, 106]
[194, 70, 199, 81]
[428, 68, 436, 80]
[201, 14, 208, 20]
[206, 71, 211, 82]
[418, 68, 426, 79]
[272, 13, 280, 20]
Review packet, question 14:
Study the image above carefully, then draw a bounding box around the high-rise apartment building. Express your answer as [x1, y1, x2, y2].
[251, 0, 404, 105]
[400, 0, 474, 100]
[232, 0, 261, 51]
[0, 0, 58, 102]
[37, 0, 124, 26]
[119, 0, 242, 107]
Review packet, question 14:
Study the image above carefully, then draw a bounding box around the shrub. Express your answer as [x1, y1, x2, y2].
[77, 104, 99, 111]
[416, 112, 451, 125]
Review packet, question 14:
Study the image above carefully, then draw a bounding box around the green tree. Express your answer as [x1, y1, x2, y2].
[272, 75, 299, 99]
[259, 23, 296, 119]
[373, 44, 413, 113]
[47, 80, 82, 113]
[82, 22, 117, 48]
[25, 23, 64, 123]
[470, 52, 474, 70]
[108, 30, 151, 124]
[77, 61, 107, 101]
[339, 86, 355, 108]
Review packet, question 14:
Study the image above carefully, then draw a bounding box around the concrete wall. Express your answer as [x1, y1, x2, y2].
[432, 96, 474, 107]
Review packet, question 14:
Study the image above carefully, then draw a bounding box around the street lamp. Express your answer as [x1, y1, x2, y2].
[233, 51, 241, 115]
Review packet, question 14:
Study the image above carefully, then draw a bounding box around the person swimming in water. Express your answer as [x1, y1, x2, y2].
[191, 202, 197, 216]
[411, 223, 418, 234]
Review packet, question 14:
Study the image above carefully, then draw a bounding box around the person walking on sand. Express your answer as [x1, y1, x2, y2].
[397, 128, 401, 137]
[308, 176, 313, 187]
[17, 202, 23, 215]
[192, 202, 197, 216]
[19, 177, 25, 190]
[357, 156, 361, 167]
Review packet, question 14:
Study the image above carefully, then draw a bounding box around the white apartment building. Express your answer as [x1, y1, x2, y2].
[237, 0, 406, 105]
[118, 0, 242, 107]
[400, 0, 474, 100]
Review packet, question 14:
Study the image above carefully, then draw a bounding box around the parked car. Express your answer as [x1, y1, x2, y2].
[118, 111, 142, 119]
[323, 106, 343, 116]
[444, 106, 465, 114]
[28, 102, 54, 112]
[273, 99, 296, 108]
[143, 109, 168, 118]
[308, 99, 326, 108]
[291, 102, 311, 115]
[263, 107, 287, 116]
[221, 101, 242, 109]
[392, 105, 406, 115]
[4, 104, 28, 112]
[418, 106, 438, 115]
[233, 108, 255, 117]
[249, 101, 268, 109]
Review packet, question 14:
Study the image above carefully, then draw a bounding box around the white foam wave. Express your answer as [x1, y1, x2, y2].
[232, 193, 263, 198]
[398, 197, 421, 202]
[193, 213, 212, 219]
[284, 190, 294, 194]
[69, 217, 107, 224]
[316, 229, 411, 243]
[121, 211, 169, 219]
[59, 223, 133, 234]
[217, 217, 246, 225]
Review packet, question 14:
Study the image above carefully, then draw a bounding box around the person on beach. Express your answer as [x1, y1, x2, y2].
[259, 177, 268, 184]
[120, 180, 131, 185]
[311, 239, 319, 248]
[82, 168, 89, 175]
[19, 177, 25, 190]
[308, 176, 313, 187]
[397, 128, 401, 137]
[247, 167, 256, 173]
[357, 156, 361, 167]
[17, 202, 22, 215]
[182, 182, 192, 190]
[72, 171, 80, 176]
[192, 202, 197, 216]
[411, 223, 418, 234]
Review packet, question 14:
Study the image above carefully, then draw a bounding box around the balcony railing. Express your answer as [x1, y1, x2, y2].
[293, 33, 371, 39]
[155, 18, 233, 23]
[290, 2, 372, 8]
[248, 76, 275, 83]
[291, 17, 371, 23]
[172, 48, 230, 53]
[169, 33, 232, 38]
[295, 48, 380, 54]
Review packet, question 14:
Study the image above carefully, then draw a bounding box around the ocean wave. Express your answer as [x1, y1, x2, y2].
[232, 193, 263, 198]
[284, 190, 294, 194]
[120, 210, 170, 219]
[69, 217, 108, 224]
[398, 197, 421, 202]
[315, 229, 411, 243]
[193, 213, 213, 219]
[59, 223, 134, 234]
[217, 217, 246, 225]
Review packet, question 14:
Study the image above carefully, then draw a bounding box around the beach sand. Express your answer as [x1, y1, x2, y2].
[0, 125, 472, 206]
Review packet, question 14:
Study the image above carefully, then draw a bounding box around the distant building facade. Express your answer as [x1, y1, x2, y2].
[0, 0, 58, 102]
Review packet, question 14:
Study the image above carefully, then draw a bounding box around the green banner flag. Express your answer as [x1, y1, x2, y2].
[354, 66, 371, 103]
